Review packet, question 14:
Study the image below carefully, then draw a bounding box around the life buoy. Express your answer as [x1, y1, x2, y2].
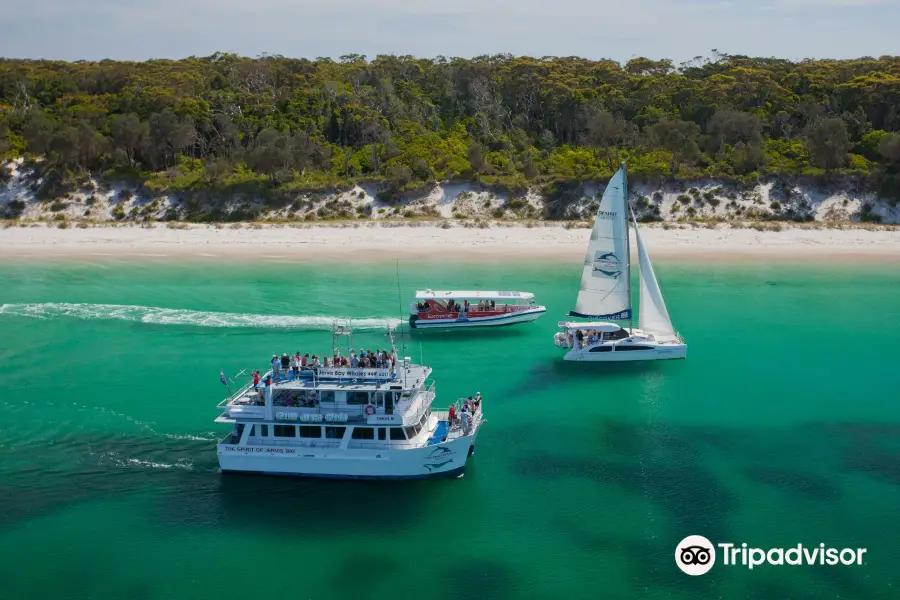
[364, 404, 376, 416]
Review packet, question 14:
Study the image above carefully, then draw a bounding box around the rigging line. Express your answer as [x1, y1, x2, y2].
[395, 260, 407, 353]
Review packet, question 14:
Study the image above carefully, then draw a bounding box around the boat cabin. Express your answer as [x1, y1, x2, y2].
[554, 321, 636, 348]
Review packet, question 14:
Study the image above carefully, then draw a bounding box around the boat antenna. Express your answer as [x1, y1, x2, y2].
[395, 260, 407, 353]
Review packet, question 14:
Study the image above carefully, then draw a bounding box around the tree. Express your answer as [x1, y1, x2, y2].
[109, 113, 148, 167]
[49, 125, 79, 169]
[522, 152, 538, 179]
[204, 157, 232, 184]
[804, 117, 851, 172]
[649, 118, 701, 175]
[578, 106, 630, 170]
[0, 124, 9, 155]
[148, 110, 180, 169]
[1, 52, 900, 200]
[467, 141, 485, 173]
[22, 111, 56, 156]
[878, 132, 900, 164]
[75, 122, 106, 170]
[707, 109, 763, 153]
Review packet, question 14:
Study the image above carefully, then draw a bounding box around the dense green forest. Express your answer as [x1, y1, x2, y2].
[1, 52, 900, 207]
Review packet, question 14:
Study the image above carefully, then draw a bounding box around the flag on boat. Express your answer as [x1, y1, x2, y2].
[220, 369, 227, 386]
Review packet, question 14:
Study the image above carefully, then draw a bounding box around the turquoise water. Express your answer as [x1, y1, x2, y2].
[1, 257, 899, 599]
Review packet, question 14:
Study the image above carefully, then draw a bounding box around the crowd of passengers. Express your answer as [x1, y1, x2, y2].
[415, 299, 501, 313]
[447, 394, 482, 434]
[249, 348, 398, 387]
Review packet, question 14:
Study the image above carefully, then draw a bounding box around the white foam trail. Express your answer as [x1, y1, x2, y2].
[0, 303, 401, 330]
[125, 458, 194, 471]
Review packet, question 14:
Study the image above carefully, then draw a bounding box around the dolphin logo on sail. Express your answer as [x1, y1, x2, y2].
[592, 252, 623, 278]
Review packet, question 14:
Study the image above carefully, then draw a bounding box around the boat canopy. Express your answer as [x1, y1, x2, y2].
[557, 321, 624, 332]
[415, 290, 535, 301]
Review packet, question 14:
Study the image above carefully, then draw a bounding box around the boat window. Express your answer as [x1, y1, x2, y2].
[389, 427, 406, 441]
[274, 425, 296, 438]
[346, 391, 370, 405]
[325, 426, 346, 439]
[299, 426, 320, 438]
[413, 423, 422, 435]
[404, 427, 417, 439]
[589, 346, 613, 353]
[604, 329, 629, 341]
[351, 427, 375, 440]
[255, 424, 269, 437]
[378, 428, 386, 441]
[418, 414, 427, 428]
[614, 345, 653, 351]
[318, 390, 335, 403]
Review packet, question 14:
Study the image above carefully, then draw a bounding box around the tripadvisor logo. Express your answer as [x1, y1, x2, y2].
[675, 536, 867, 576]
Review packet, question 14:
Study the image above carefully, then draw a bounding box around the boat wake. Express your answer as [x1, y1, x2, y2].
[0, 303, 401, 331]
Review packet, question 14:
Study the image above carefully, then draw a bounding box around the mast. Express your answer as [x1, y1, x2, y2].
[622, 163, 633, 334]
[395, 260, 407, 353]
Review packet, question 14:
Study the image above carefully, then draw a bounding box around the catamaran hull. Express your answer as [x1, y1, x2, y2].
[563, 343, 687, 362]
[409, 308, 545, 329]
[217, 432, 476, 479]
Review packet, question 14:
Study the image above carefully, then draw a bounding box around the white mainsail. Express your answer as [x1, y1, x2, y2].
[570, 167, 631, 320]
[632, 214, 675, 336]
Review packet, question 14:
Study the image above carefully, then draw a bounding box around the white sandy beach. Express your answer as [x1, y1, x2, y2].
[2, 223, 900, 261]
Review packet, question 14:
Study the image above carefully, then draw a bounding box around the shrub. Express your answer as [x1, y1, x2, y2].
[50, 201, 68, 212]
[770, 201, 781, 211]
[677, 194, 691, 205]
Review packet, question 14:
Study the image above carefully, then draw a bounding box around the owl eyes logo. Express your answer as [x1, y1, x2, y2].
[680, 545, 712, 565]
[675, 535, 716, 575]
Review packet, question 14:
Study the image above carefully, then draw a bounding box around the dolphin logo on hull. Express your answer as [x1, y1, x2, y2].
[423, 459, 454, 472]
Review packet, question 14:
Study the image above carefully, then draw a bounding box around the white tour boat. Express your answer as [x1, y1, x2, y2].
[409, 290, 546, 329]
[553, 165, 687, 362]
[215, 323, 484, 479]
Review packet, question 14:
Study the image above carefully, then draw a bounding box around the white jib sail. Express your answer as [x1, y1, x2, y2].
[571, 167, 631, 320]
[632, 217, 675, 336]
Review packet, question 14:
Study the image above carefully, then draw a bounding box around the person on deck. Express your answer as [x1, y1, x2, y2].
[448, 404, 457, 427]
[271, 355, 280, 377]
[301, 353, 309, 368]
[351, 353, 359, 368]
[291, 353, 300, 377]
[252, 370, 261, 389]
[281, 353, 290, 373]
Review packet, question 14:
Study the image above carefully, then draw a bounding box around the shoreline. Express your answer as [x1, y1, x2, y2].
[2, 222, 900, 262]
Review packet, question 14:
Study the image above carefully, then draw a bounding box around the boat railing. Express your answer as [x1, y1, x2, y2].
[402, 382, 435, 424]
[219, 380, 256, 408]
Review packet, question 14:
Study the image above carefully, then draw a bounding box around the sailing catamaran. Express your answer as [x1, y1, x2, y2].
[553, 165, 687, 362]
